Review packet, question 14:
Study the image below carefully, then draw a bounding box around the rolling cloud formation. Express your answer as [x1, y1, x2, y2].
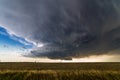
[0, 0, 120, 59]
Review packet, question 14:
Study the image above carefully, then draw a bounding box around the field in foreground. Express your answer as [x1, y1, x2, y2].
[0, 62, 119, 80]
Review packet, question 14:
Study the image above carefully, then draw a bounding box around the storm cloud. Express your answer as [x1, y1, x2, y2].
[0, 0, 120, 59]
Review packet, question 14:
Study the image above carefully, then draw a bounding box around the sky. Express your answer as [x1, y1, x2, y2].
[0, 0, 120, 62]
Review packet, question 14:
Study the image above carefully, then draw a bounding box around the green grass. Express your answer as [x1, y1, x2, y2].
[0, 62, 119, 80]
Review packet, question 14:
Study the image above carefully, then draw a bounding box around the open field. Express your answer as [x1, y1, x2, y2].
[0, 62, 120, 80]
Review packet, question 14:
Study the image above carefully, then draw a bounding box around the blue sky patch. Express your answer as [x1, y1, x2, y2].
[0, 26, 34, 49]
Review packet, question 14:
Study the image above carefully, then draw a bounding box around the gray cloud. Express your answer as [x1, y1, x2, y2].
[0, 0, 120, 59]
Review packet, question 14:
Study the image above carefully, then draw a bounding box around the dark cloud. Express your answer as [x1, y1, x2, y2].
[0, 0, 120, 59]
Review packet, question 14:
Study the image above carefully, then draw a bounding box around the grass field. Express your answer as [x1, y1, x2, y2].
[0, 62, 119, 80]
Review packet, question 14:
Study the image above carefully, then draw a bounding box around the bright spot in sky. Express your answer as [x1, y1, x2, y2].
[37, 43, 44, 48]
